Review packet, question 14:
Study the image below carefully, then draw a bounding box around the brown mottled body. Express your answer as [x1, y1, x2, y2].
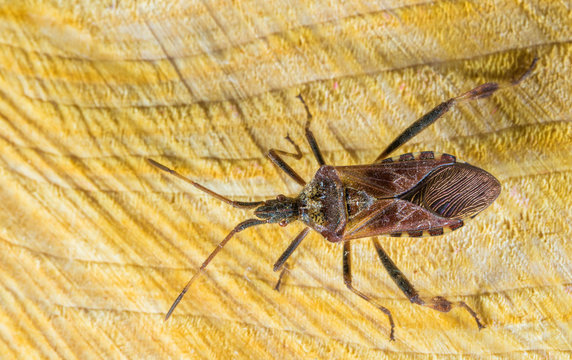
[149, 58, 537, 341]
[300, 152, 500, 243]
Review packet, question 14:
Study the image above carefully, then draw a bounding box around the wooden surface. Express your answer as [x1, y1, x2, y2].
[0, 1, 571, 359]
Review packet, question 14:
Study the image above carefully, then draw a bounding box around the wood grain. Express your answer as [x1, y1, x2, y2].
[0, 1, 570, 358]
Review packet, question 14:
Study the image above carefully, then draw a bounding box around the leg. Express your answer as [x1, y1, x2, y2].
[372, 238, 484, 329]
[274, 263, 289, 291]
[297, 94, 326, 166]
[374, 57, 538, 162]
[273, 227, 310, 272]
[343, 241, 395, 341]
[272, 227, 311, 291]
[148, 159, 263, 209]
[269, 94, 326, 181]
[267, 149, 306, 186]
[269, 134, 303, 160]
[267, 133, 307, 186]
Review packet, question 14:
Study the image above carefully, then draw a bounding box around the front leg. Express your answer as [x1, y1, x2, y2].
[267, 135, 306, 186]
[272, 227, 311, 291]
[297, 94, 326, 166]
[372, 238, 484, 329]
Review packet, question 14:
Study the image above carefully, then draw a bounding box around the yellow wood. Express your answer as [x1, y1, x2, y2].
[0, 1, 570, 358]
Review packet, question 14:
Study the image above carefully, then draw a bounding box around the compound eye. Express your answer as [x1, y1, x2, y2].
[279, 220, 289, 227]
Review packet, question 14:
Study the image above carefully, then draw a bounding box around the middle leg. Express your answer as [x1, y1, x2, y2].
[343, 241, 395, 341]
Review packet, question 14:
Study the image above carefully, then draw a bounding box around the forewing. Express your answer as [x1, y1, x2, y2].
[335, 152, 456, 198]
[344, 199, 463, 240]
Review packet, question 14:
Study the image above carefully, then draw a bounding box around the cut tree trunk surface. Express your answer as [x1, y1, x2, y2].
[0, 1, 570, 359]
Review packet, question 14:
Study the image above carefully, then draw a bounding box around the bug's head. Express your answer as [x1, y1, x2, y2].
[254, 195, 300, 226]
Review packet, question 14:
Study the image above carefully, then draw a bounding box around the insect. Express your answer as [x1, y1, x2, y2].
[149, 58, 537, 340]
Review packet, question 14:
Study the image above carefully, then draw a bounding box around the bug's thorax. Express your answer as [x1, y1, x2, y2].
[298, 166, 347, 242]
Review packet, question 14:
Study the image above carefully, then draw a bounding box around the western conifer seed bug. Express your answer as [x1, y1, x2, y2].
[149, 58, 537, 340]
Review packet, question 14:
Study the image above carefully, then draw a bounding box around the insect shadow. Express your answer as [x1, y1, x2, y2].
[149, 58, 537, 341]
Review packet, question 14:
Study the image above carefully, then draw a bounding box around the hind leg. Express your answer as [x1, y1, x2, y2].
[372, 238, 484, 329]
[374, 58, 537, 161]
